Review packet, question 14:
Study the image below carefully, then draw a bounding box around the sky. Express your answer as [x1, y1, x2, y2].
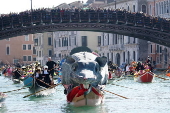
[0, 0, 88, 14]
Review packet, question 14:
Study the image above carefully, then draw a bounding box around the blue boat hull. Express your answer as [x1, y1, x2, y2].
[23, 76, 33, 87]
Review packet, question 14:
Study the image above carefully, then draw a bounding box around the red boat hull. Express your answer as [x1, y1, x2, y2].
[134, 71, 154, 83]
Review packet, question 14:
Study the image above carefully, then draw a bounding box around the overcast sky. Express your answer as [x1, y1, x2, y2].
[0, 0, 87, 14]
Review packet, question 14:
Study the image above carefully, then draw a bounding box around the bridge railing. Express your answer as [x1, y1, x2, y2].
[0, 9, 170, 33]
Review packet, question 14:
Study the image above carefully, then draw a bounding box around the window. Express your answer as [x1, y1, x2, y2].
[133, 5, 135, 12]
[157, 56, 159, 63]
[48, 37, 52, 45]
[128, 36, 130, 44]
[156, 3, 158, 15]
[69, 36, 71, 46]
[6, 46, 10, 55]
[33, 47, 36, 54]
[13, 59, 19, 64]
[123, 52, 125, 62]
[98, 36, 101, 46]
[115, 34, 118, 44]
[150, 45, 152, 53]
[23, 56, 27, 61]
[54, 40, 56, 48]
[160, 46, 162, 53]
[74, 36, 76, 45]
[33, 57, 36, 61]
[59, 39, 61, 47]
[25, 35, 29, 41]
[150, 5, 152, 15]
[133, 38, 136, 43]
[48, 50, 52, 57]
[142, 5, 146, 13]
[28, 56, 31, 61]
[107, 53, 109, 61]
[23, 45, 26, 50]
[39, 51, 41, 57]
[28, 45, 31, 50]
[107, 34, 109, 45]
[133, 51, 136, 61]
[157, 45, 159, 53]
[34, 39, 38, 46]
[82, 36, 87, 47]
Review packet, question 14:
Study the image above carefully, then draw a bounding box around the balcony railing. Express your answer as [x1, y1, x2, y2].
[108, 44, 124, 51]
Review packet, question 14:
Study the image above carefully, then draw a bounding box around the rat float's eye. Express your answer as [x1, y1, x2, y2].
[72, 63, 78, 72]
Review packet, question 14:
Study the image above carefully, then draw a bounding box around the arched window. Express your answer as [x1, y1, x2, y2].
[128, 6, 130, 11]
[6, 46, 10, 55]
[116, 53, 121, 66]
[150, 5, 152, 15]
[141, 5, 146, 13]
[156, 3, 158, 15]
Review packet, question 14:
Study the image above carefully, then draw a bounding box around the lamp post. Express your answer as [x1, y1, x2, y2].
[114, 0, 116, 9]
[31, 0, 33, 12]
[31, 0, 33, 24]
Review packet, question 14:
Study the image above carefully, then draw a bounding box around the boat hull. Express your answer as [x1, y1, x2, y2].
[29, 80, 55, 96]
[67, 86, 104, 107]
[12, 79, 22, 84]
[23, 75, 34, 87]
[134, 71, 154, 83]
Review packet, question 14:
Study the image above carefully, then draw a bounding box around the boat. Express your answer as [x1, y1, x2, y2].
[24, 75, 55, 96]
[166, 73, 170, 77]
[66, 84, 104, 107]
[134, 70, 154, 83]
[0, 92, 7, 103]
[12, 78, 22, 84]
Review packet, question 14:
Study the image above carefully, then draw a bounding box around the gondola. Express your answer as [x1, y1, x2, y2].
[24, 75, 55, 96]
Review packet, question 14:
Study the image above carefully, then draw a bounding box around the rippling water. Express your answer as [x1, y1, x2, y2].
[0, 73, 170, 113]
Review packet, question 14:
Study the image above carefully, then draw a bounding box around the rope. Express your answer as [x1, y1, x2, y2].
[23, 83, 61, 98]
[103, 90, 129, 99]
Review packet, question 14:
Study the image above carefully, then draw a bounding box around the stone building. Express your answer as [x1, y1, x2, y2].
[0, 35, 36, 65]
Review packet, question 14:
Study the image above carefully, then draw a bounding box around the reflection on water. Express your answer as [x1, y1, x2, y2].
[0, 74, 170, 113]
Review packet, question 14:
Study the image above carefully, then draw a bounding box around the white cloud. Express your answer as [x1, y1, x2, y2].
[0, 0, 87, 14]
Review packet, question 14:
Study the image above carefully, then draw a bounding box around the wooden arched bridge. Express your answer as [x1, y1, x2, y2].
[0, 9, 170, 47]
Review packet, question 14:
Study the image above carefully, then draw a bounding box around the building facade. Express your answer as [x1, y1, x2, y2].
[0, 35, 36, 66]
[147, 0, 170, 68]
[53, 31, 102, 60]
[33, 32, 54, 65]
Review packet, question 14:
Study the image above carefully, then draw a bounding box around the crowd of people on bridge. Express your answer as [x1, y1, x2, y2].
[0, 7, 170, 32]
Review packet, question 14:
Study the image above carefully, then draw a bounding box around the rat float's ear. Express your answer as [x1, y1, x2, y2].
[95, 56, 107, 67]
[65, 56, 75, 64]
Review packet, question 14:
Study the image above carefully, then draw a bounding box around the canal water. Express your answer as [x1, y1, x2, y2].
[0, 72, 170, 113]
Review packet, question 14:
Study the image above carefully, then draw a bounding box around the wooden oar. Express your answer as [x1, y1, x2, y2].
[154, 74, 169, 80]
[23, 83, 61, 98]
[2, 79, 33, 93]
[103, 90, 128, 99]
[114, 77, 126, 82]
[3, 87, 28, 93]
[35, 78, 52, 87]
[111, 83, 138, 90]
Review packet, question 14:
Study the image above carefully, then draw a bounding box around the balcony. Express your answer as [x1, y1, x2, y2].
[108, 44, 124, 51]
